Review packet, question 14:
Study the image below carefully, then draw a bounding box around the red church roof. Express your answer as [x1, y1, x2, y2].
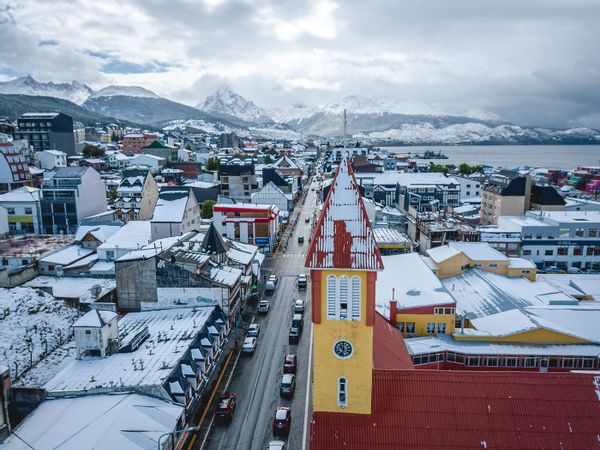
[305, 158, 383, 271]
[311, 370, 600, 449]
[373, 311, 414, 370]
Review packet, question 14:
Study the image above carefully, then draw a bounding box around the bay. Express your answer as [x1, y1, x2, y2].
[385, 145, 600, 170]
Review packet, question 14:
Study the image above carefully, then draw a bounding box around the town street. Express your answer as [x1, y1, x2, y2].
[200, 179, 319, 450]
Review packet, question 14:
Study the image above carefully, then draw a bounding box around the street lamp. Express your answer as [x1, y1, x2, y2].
[157, 426, 200, 450]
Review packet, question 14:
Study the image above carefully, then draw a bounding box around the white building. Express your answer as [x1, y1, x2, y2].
[499, 210, 600, 271]
[73, 309, 119, 358]
[128, 154, 166, 173]
[0, 186, 41, 234]
[97, 220, 153, 263]
[107, 151, 130, 169]
[151, 190, 201, 241]
[37, 150, 67, 170]
[454, 175, 481, 203]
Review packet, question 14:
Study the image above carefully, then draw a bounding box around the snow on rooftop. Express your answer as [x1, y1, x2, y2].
[210, 265, 242, 287]
[24, 276, 116, 304]
[306, 158, 383, 271]
[405, 334, 600, 358]
[508, 258, 537, 269]
[376, 253, 455, 316]
[372, 227, 411, 246]
[1, 393, 183, 450]
[426, 245, 461, 264]
[539, 274, 600, 297]
[151, 194, 189, 222]
[449, 242, 508, 261]
[115, 235, 184, 262]
[0, 186, 40, 203]
[74, 309, 117, 328]
[45, 307, 214, 394]
[98, 221, 152, 251]
[39, 245, 94, 266]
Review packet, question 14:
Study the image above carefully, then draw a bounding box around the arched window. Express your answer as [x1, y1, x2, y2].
[338, 377, 347, 407]
[327, 275, 337, 320]
[339, 275, 348, 319]
[351, 276, 361, 320]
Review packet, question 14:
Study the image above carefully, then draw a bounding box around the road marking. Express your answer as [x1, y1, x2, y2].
[301, 322, 313, 450]
[189, 350, 233, 450]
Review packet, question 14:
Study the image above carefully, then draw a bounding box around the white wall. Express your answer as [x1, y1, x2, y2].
[77, 168, 108, 222]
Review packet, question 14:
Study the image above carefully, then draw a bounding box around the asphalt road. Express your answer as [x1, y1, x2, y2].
[204, 180, 319, 450]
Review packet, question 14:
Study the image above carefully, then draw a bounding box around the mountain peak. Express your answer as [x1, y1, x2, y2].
[89, 85, 159, 99]
[197, 87, 273, 124]
[0, 75, 93, 105]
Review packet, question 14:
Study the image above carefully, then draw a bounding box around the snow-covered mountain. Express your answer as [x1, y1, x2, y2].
[269, 103, 320, 123]
[197, 88, 273, 124]
[0, 75, 93, 105]
[353, 123, 600, 145]
[89, 85, 159, 99]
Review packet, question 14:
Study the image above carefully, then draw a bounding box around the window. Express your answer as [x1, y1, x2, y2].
[337, 377, 347, 407]
[396, 322, 405, 332]
[405, 322, 415, 334]
[106, 250, 115, 261]
[426, 322, 436, 334]
[557, 247, 568, 256]
[437, 323, 446, 333]
[544, 250, 554, 256]
[327, 275, 336, 319]
[575, 228, 584, 237]
[339, 276, 348, 319]
[7, 208, 15, 215]
[434, 307, 455, 315]
[561, 358, 575, 368]
[573, 247, 583, 256]
[351, 276, 361, 320]
[24, 207, 32, 215]
[524, 233, 532, 239]
[524, 357, 537, 367]
[522, 249, 531, 256]
[486, 357, 499, 367]
[505, 357, 518, 367]
[582, 358, 595, 368]
[536, 233, 543, 239]
[85, 330, 91, 335]
[466, 356, 480, 367]
[589, 228, 598, 238]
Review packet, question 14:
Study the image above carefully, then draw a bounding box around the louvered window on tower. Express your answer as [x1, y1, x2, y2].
[339, 276, 348, 319]
[351, 276, 361, 320]
[327, 275, 337, 319]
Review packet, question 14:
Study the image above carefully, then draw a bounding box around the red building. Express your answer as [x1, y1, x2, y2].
[122, 132, 159, 154]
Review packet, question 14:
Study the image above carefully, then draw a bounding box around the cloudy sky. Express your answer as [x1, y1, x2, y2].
[1, 0, 599, 128]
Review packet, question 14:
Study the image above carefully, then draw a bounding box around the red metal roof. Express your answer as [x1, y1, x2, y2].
[311, 370, 600, 449]
[373, 311, 414, 370]
[305, 158, 383, 271]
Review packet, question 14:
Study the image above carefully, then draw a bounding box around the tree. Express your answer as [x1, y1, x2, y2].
[458, 163, 484, 175]
[201, 200, 216, 219]
[263, 155, 274, 164]
[82, 144, 105, 158]
[205, 157, 220, 172]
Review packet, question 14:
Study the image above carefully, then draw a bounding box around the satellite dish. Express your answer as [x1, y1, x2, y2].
[90, 285, 102, 298]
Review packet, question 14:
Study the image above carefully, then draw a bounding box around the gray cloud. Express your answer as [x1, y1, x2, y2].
[0, 0, 599, 128]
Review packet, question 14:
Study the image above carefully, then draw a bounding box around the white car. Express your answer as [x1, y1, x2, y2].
[248, 323, 260, 337]
[242, 337, 257, 354]
[294, 299, 305, 314]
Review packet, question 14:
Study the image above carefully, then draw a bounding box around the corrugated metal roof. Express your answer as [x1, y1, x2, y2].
[305, 158, 383, 271]
[311, 370, 600, 449]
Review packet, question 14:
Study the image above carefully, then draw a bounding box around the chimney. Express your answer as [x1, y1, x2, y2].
[389, 300, 397, 327]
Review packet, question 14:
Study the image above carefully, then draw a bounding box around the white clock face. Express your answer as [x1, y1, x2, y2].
[333, 340, 353, 359]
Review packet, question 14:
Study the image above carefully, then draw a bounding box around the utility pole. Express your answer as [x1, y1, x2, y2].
[343, 108, 347, 149]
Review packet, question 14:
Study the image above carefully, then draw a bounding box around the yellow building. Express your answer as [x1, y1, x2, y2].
[426, 241, 536, 281]
[305, 158, 384, 415]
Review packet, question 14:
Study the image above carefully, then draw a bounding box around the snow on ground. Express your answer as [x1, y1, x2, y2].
[0, 287, 80, 383]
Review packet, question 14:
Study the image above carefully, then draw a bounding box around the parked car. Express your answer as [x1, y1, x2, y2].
[258, 300, 270, 314]
[242, 337, 257, 354]
[265, 281, 275, 295]
[248, 323, 260, 337]
[305, 217, 310, 223]
[214, 392, 237, 421]
[268, 274, 278, 285]
[298, 235, 304, 244]
[267, 440, 287, 450]
[280, 373, 296, 398]
[568, 267, 584, 274]
[292, 313, 304, 332]
[288, 327, 300, 344]
[283, 354, 297, 374]
[294, 299, 305, 314]
[543, 265, 565, 274]
[272, 407, 292, 437]
[297, 274, 307, 290]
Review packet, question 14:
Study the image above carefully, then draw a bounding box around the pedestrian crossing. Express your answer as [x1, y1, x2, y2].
[280, 253, 307, 258]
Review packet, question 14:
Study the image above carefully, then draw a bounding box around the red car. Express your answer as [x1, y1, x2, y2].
[272, 406, 292, 436]
[283, 354, 297, 374]
[215, 392, 237, 421]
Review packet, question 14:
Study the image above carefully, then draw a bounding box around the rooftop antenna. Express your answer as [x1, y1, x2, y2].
[343, 108, 347, 149]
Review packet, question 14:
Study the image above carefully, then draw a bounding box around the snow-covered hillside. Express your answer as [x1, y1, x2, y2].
[0, 75, 93, 105]
[89, 85, 159, 99]
[270, 103, 320, 123]
[197, 88, 273, 123]
[353, 123, 600, 145]
[163, 119, 304, 140]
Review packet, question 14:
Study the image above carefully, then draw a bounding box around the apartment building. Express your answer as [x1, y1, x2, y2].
[219, 161, 258, 201]
[481, 171, 531, 224]
[14, 112, 75, 154]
